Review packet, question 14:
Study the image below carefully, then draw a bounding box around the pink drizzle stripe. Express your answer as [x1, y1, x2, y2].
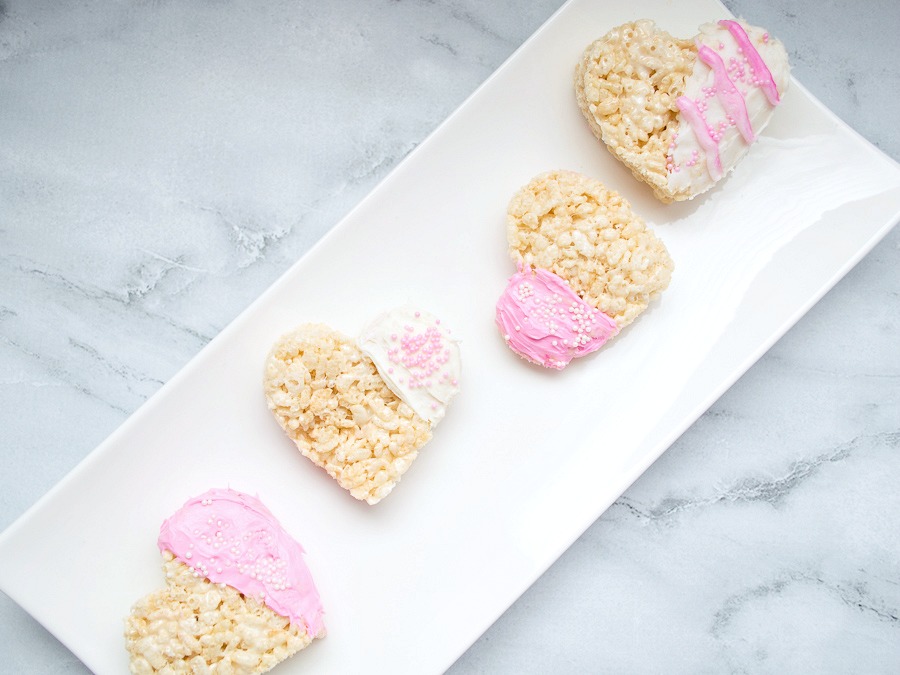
[696, 43, 755, 144]
[676, 96, 723, 180]
[718, 19, 780, 105]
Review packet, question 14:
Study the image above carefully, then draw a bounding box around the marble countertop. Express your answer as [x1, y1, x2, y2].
[1, 0, 898, 672]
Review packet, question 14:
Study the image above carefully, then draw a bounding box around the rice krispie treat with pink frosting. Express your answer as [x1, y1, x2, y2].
[124, 488, 325, 674]
[575, 18, 789, 202]
[264, 307, 461, 504]
[497, 170, 673, 369]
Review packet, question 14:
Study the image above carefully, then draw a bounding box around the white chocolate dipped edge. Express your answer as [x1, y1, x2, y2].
[358, 307, 461, 426]
[666, 20, 790, 197]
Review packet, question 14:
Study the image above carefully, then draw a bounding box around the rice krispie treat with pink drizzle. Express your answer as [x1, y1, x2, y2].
[575, 18, 789, 202]
[124, 488, 325, 674]
[497, 170, 673, 369]
[264, 307, 461, 504]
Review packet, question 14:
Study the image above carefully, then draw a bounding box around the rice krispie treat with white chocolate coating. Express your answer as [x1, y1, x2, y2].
[497, 170, 672, 370]
[575, 18, 789, 202]
[265, 308, 460, 504]
[125, 488, 325, 674]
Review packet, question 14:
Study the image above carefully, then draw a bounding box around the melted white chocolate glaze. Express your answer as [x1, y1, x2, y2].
[358, 307, 461, 425]
[666, 20, 790, 197]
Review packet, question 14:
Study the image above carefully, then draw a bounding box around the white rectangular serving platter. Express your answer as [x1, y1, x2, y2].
[2, 0, 900, 672]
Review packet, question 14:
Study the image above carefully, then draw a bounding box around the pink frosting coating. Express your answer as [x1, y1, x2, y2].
[496, 266, 618, 370]
[157, 488, 325, 636]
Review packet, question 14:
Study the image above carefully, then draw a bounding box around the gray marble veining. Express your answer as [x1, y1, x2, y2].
[2, 0, 898, 672]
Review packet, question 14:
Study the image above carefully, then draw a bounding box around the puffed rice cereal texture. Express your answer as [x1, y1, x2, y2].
[125, 552, 321, 675]
[575, 19, 696, 202]
[264, 324, 432, 505]
[508, 170, 673, 329]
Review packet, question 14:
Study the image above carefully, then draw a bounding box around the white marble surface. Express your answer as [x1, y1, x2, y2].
[1, 0, 898, 672]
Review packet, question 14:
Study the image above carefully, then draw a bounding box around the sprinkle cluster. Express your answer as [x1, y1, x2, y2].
[183, 503, 292, 597]
[508, 278, 605, 350]
[358, 307, 461, 424]
[569, 301, 603, 347]
[386, 313, 457, 391]
[726, 53, 749, 85]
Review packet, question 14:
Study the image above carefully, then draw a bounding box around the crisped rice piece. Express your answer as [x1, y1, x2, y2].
[507, 170, 673, 329]
[264, 324, 432, 505]
[125, 553, 321, 675]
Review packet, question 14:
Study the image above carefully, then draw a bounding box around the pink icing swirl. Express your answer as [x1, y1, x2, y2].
[496, 266, 618, 370]
[157, 488, 325, 637]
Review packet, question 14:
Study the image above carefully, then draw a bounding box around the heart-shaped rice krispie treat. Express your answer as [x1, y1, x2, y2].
[125, 488, 325, 674]
[575, 18, 789, 202]
[264, 307, 460, 505]
[497, 170, 673, 370]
